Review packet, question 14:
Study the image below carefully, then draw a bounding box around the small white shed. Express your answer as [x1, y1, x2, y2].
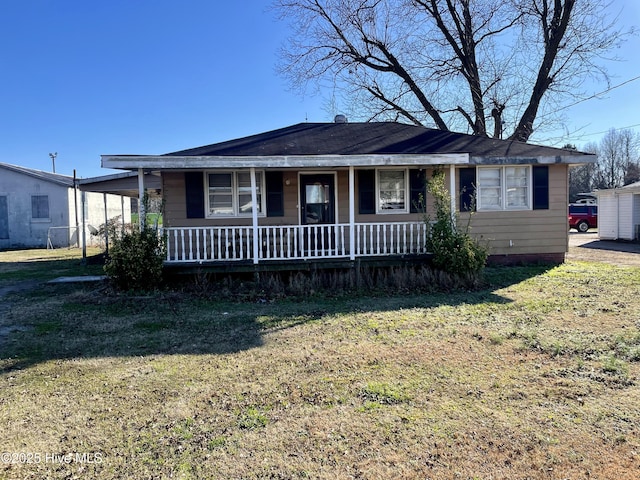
[597, 181, 640, 241]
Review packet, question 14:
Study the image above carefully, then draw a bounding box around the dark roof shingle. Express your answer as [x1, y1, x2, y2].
[165, 122, 589, 159]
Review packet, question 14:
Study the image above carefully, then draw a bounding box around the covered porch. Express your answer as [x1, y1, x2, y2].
[163, 221, 430, 264]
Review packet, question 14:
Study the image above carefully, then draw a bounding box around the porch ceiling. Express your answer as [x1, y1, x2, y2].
[78, 171, 162, 197]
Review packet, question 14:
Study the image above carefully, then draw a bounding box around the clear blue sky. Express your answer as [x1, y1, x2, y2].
[1, 0, 639, 178]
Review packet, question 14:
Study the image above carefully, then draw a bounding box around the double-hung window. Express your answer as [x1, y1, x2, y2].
[377, 169, 408, 213]
[477, 166, 531, 210]
[206, 171, 264, 217]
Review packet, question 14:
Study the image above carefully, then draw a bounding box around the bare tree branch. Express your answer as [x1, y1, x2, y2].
[274, 0, 628, 142]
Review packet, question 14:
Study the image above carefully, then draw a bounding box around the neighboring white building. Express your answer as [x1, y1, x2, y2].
[597, 181, 640, 241]
[0, 162, 131, 249]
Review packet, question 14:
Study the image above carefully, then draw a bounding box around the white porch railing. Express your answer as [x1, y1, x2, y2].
[163, 222, 430, 264]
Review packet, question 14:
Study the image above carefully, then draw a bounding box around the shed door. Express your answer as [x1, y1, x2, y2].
[0, 196, 8, 240]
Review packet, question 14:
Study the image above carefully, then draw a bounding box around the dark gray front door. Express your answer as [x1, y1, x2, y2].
[300, 175, 336, 253]
[300, 174, 335, 225]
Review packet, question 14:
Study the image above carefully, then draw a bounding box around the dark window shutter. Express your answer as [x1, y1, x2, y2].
[266, 171, 284, 217]
[409, 169, 426, 213]
[533, 165, 549, 210]
[185, 172, 205, 218]
[459, 167, 476, 212]
[358, 170, 375, 214]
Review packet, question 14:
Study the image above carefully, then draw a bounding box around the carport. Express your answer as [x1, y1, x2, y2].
[77, 171, 162, 260]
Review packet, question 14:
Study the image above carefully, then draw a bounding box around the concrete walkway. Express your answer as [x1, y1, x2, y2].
[47, 275, 108, 284]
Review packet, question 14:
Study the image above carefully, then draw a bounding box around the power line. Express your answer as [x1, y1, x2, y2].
[537, 75, 640, 145]
[560, 74, 640, 111]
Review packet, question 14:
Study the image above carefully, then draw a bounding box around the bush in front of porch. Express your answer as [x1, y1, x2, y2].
[425, 170, 488, 277]
[104, 195, 167, 292]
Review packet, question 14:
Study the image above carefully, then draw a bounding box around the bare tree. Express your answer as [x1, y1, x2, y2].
[274, 0, 627, 141]
[570, 129, 640, 195]
[594, 128, 640, 188]
[569, 141, 597, 201]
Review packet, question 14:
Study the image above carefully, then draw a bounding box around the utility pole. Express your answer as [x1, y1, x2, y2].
[49, 152, 57, 173]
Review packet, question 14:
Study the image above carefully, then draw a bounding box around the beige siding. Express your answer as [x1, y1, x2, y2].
[163, 171, 299, 227]
[353, 167, 439, 223]
[460, 164, 568, 256]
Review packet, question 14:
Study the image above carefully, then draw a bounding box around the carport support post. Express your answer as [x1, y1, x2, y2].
[250, 167, 259, 265]
[137, 168, 146, 228]
[103, 193, 109, 255]
[81, 190, 87, 265]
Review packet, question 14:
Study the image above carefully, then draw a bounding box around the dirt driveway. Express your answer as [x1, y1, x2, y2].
[567, 232, 640, 267]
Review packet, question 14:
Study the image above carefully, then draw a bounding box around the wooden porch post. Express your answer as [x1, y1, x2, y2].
[449, 164, 456, 226]
[137, 168, 146, 228]
[250, 168, 260, 264]
[121, 196, 125, 231]
[349, 166, 355, 260]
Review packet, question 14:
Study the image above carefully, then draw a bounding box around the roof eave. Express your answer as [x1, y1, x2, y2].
[101, 153, 471, 170]
[470, 154, 597, 165]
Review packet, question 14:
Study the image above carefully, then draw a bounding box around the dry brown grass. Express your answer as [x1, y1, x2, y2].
[0, 253, 639, 479]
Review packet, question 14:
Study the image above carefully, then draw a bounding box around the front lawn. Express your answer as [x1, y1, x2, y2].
[0, 252, 639, 479]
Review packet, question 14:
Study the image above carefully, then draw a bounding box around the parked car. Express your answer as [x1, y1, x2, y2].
[568, 204, 598, 232]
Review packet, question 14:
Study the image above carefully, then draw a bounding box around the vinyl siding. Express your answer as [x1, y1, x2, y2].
[618, 194, 634, 240]
[458, 164, 569, 256]
[598, 193, 618, 240]
[634, 195, 640, 240]
[163, 171, 299, 227]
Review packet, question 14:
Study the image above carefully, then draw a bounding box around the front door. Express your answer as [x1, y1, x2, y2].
[300, 174, 335, 225]
[300, 174, 336, 253]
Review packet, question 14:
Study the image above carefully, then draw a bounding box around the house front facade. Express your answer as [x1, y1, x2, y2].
[101, 121, 595, 268]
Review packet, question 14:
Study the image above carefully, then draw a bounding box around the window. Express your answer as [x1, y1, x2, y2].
[377, 169, 408, 213]
[31, 195, 50, 219]
[477, 166, 531, 211]
[505, 166, 529, 208]
[206, 171, 264, 217]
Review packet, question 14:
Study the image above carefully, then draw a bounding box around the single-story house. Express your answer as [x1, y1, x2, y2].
[597, 181, 640, 241]
[101, 119, 595, 269]
[0, 162, 131, 249]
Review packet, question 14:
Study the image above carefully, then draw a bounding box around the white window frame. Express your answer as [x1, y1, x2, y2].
[376, 168, 409, 214]
[477, 166, 532, 211]
[205, 171, 266, 218]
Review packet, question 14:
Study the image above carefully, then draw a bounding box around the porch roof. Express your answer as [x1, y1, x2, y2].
[101, 122, 595, 170]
